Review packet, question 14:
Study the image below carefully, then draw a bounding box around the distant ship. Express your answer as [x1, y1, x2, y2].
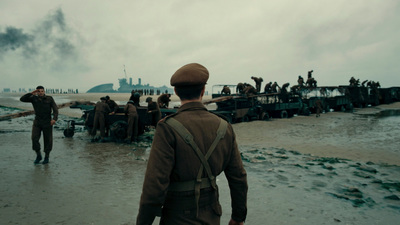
[87, 77, 173, 94]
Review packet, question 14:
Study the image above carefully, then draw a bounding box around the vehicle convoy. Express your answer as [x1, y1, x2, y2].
[205, 85, 310, 123]
[206, 84, 400, 124]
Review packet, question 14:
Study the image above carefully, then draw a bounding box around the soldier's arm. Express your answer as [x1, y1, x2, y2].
[106, 104, 111, 114]
[51, 97, 59, 121]
[112, 101, 119, 113]
[123, 104, 129, 115]
[20, 93, 34, 102]
[224, 128, 248, 223]
[136, 122, 175, 224]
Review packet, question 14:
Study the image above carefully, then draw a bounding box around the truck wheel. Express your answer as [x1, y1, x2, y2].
[110, 120, 128, 140]
[262, 112, 270, 121]
[63, 128, 74, 138]
[346, 103, 354, 112]
[242, 115, 251, 122]
[303, 107, 311, 116]
[280, 110, 288, 118]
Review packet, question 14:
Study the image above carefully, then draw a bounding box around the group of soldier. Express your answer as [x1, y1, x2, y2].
[349, 76, 381, 89]
[89, 91, 173, 144]
[221, 70, 318, 98]
[131, 88, 167, 96]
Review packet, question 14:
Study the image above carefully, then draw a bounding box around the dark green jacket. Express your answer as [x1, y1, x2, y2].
[20, 93, 58, 122]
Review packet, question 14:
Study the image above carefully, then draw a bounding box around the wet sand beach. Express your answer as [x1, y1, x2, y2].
[1, 93, 400, 224]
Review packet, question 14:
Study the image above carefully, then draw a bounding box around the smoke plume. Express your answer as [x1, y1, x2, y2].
[0, 8, 82, 66]
[0, 27, 34, 53]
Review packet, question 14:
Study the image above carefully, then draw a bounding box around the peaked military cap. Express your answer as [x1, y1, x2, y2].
[170, 63, 209, 87]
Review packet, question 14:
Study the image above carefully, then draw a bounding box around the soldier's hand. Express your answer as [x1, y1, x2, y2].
[50, 120, 56, 126]
[228, 219, 244, 225]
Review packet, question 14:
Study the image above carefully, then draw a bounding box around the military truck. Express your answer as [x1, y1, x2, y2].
[379, 87, 400, 104]
[299, 86, 353, 112]
[255, 93, 310, 118]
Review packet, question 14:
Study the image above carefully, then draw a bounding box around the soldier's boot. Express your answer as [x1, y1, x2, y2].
[42, 153, 50, 164]
[125, 137, 132, 144]
[34, 151, 42, 164]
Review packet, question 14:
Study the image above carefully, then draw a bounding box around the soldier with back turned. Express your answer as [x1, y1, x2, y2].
[136, 63, 248, 225]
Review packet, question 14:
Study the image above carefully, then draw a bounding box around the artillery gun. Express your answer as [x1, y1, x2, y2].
[64, 103, 176, 140]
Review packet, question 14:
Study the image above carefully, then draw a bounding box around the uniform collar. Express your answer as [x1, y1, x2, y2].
[177, 101, 207, 113]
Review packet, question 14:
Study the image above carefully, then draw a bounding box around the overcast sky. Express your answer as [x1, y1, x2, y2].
[1, 0, 399, 93]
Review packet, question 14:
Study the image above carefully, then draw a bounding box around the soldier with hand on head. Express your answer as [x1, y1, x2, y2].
[137, 63, 248, 225]
[20, 85, 58, 164]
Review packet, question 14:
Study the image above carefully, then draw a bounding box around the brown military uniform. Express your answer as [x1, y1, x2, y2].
[137, 102, 248, 224]
[124, 102, 138, 141]
[157, 94, 171, 108]
[147, 101, 161, 127]
[315, 99, 323, 117]
[107, 99, 119, 114]
[251, 76, 263, 93]
[271, 82, 279, 93]
[91, 101, 111, 138]
[20, 93, 58, 153]
[221, 86, 231, 95]
[264, 82, 272, 93]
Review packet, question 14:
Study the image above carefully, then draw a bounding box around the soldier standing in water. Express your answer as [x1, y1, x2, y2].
[20, 86, 58, 164]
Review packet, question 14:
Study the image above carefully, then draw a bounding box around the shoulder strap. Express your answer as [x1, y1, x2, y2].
[165, 117, 228, 217]
[165, 117, 227, 184]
